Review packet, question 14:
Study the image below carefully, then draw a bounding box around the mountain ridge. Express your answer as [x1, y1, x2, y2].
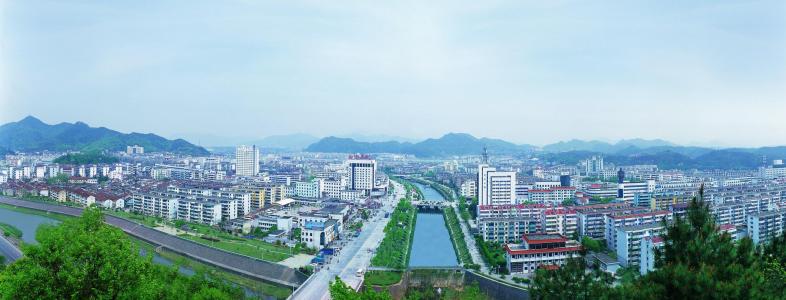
[0, 116, 209, 155]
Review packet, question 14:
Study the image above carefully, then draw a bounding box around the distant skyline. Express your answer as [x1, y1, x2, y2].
[2, 1, 785, 147]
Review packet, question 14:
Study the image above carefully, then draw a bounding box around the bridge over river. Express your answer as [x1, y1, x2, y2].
[0, 197, 307, 288]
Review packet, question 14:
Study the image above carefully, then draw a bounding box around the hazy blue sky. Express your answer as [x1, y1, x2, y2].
[1, 1, 784, 147]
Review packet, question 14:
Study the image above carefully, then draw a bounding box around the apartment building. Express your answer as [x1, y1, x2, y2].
[615, 223, 665, 267]
[605, 210, 671, 250]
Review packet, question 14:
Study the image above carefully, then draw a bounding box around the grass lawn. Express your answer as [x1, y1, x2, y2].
[178, 233, 293, 262]
[364, 271, 403, 286]
[105, 210, 161, 228]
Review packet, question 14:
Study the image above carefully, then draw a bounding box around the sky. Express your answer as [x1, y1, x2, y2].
[1, 0, 785, 147]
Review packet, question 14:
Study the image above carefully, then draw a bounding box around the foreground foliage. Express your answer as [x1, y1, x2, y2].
[329, 276, 392, 300]
[0, 207, 245, 299]
[532, 187, 786, 300]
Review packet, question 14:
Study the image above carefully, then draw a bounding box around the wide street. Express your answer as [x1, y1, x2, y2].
[291, 181, 405, 300]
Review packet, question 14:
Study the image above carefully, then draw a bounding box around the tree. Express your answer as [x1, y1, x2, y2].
[0, 207, 243, 299]
[329, 276, 392, 300]
[580, 236, 602, 253]
[531, 257, 614, 300]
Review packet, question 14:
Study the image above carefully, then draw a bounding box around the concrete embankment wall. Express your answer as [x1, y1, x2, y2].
[368, 269, 529, 300]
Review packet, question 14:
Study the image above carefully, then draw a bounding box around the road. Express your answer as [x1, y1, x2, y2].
[0, 234, 22, 263]
[0, 196, 307, 288]
[291, 181, 405, 300]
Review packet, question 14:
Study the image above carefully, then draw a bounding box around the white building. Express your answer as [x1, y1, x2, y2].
[127, 145, 145, 155]
[177, 199, 223, 225]
[347, 155, 377, 195]
[616, 223, 664, 267]
[639, 235, 664, 275]
[235, 145, 260, 177]
[747, 210, 786, 245]
[460, 180, 477, 198]
[477, 164, 516, 206]
[294, 180, 323, 199]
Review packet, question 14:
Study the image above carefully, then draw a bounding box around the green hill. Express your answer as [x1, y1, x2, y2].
[0, 116, 209, 156]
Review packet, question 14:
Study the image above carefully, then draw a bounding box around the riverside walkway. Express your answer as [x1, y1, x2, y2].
[0, 197, 307, 288]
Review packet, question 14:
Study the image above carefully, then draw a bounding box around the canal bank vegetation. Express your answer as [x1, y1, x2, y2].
[442, 207, 475, 268]
[130, 238, 293, 298]
[0, 203, 72, 222]
[364, 270, 404, 286]
[392, 176, 424, 200]
[0, 223, 22, 239]
[475, 237, 509, 274]
[155, 246, 293, 299]
[409, 176, 456, 201]
[371, 199, 417, 269]
[457, 196, 477, 222]
[0, 207, 247, 299]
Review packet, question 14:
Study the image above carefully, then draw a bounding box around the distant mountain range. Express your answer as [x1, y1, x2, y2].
[0, 116, 209, 155]
[305, 133, 536, 157]
[304, 134, 786, 169]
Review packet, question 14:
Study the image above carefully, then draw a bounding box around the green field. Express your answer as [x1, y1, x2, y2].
[364, 270, 403, 286]
[106, 210, 162, 227]
[178, 233, 294, 262]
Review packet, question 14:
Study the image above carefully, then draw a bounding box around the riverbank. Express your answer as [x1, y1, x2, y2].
[442, 206, 474, 267]
[0, 198, 304, 294]
[133, 239, 293, 299]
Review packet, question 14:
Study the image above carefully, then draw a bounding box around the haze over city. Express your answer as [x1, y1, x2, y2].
[2, 1, 785, 147]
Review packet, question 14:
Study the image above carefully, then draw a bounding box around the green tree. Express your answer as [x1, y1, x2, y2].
[0, 207, 243, 299]
[329, 277, 391, 300]
[580, 236, 602, 253]
[531, 257, 614, 300]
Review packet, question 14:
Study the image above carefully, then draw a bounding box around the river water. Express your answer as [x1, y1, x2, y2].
[408, 182, 458, 267]
[0, 206, 266, 299]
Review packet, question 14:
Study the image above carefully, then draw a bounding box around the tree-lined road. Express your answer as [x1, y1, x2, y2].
[291, 181, 405, 299]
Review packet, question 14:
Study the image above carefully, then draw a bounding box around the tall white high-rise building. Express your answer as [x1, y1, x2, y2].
[477, 164, 516, 206]
[235, 145, 259, 177]
[347, 154, 377, 195]
[585, 156, 604, 175]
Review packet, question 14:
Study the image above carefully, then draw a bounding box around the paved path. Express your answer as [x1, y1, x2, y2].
[449, 202, 487, 272]
[0, 197, 307, 288]
[0, 234, 22, 263]
[291, 181, 405, 300]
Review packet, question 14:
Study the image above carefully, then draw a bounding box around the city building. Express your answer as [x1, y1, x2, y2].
[477, 164, 516, 206]
[747, 210, 786, 245]
[541, 208, 578, 237]
[639, 235, 664, 275]
[126, 145, 144, 155]
[347, 155, 377, 195]
[505, 234, 582, 274]
[615, 223, 665, 267]
[235, 145, 260, 177]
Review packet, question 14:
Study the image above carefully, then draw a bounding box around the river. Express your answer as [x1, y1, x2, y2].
[408, 182, 459, 267]
[0, 206, 267, 299]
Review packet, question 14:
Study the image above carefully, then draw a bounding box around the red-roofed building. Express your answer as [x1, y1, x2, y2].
[505, 233, 582, 274]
